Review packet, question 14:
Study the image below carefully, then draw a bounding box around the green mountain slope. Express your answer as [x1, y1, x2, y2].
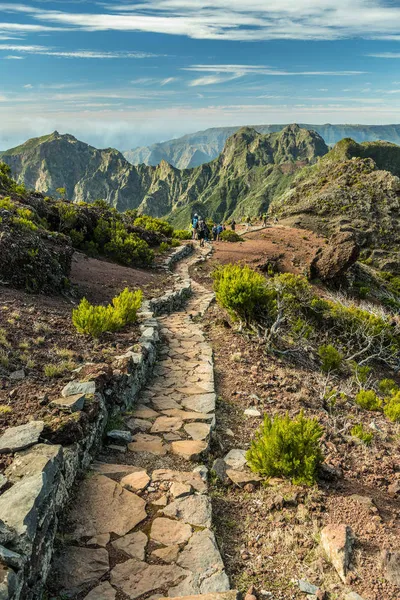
[1, 124, 328, 226]
[124, 124, 400, 168]
[270, 138, 400, 272]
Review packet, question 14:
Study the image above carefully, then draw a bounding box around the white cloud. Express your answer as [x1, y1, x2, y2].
[4, 55, 24, 59]
[0, 44, 158, 59]
[3, 0, 400, 41]
[160, 77, 177, 86]
[368, 53, 400, 58]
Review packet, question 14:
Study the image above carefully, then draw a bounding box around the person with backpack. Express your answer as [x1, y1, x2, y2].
[216, 223, 223, 240]
[245, 215, 251, 231]
[262, 212, 268, 227]
[198, 218, 206, 247]
[231, 219, 236, 231]
[192, 214, 199, 239]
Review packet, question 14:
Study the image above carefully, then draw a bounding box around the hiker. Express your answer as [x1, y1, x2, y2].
[217, 223, 223, 240]
[204, 222, 210, 243]
[262, 212, 268, 227]
[198, 218, 206, 247]
[231, 219, 236, 231]
[245, 215, 251, 231]
[192, 213, 199, 239]
[212, 223, 218, 241]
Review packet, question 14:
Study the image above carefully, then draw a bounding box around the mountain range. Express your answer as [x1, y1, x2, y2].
[123, 124, 400, 169]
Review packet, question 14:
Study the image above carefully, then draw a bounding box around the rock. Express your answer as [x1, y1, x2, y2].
[171, 440, 207, 460]
[177, 529, 225, 576]
[170, 482, 192, 498]
[92, 462, 143, 476]
[226, 469, 261, 487]
[212, 458, 228, 483]
[61, 380, 96, 397]
[320, 524, 354, 583]
[50, 393, 85, 412]
[164, 432, 182, 441]
[164, 593, 236, 600]
[83, 581, 116, 600]
[150, 517, 192, 545]
[87, 533, 110, 548]
[151, 417, 183, 434]
[112, 531, 147, 560]
[181, 393, 216, 413]
[0, 475, 7, 491]
[224, 449, 247, 471]
[107, 430, 133, 444]
[152, 469, 207, 493]
[121, 471, 150, 492]
[381, 550, 400, 586]
[151, 494, 168, 507]
[298, 579, 318, 594]
[50, 546, 109, 596]
[162, 494, 212, 528]
[128, 433, 167, 455]
[184, 422, 211, 441]
[0, 545, 22, 569]
[151, 544, 180, 563]
[110, 560, 190, 600]
[9, 370, 25, 381]
[0, 564, 18, 599]
[162, 409, 212, 422]
[68, 474, 147, 538]
[193, 464, 208, 483]
[108, 444, 126, 453]
[319, 463, 342, 481]
[309, 232, 359, 281]
[132, 406, 159, 419]
[244, 408, 261, 417]
[127, 418, 153, 432]
[349, 495, 377, 513]
[345, 593, 366, 600]
[388, 480, 400, 497]
[200, 571, 230, 594]
[0, 421, 44, 454]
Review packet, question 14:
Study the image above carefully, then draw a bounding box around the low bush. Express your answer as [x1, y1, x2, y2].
[212, 263, 275, 327]
[355, 389, 382, 411]
[379, 378, 399, 396]
[384, 391, 400, 422]
[134, 215, 174, 238]
[246, 411, 323, 486]
[104, 231, 154, 267]
[159, 242, 170, 253]
[351, 424, 373, 445]
[219, 230, 243, 243]
[173, 229, 192, 240]
[318, 344, 343, 373]
[72, 288, 142, 337]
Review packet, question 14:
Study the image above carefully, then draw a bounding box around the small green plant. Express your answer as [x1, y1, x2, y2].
[379, 378, 399, 396]
[159, 242, 170, 253]
[173, 229, 192, 240]
[355, 389, 382, 411]
[318, 344, 343, 373]
[43, 360, 76, 378]
[72, 288, 142, 337]
[351, 424, 373, 445]
[384, 391, 400, 422]
[134, 215, 174, 237]
[246, 411, 323, 486]
[219, 230, 244, 243]
[0, 328, 10, 347]
[0, 405, 12, 415]
[0, 349, 9, 368]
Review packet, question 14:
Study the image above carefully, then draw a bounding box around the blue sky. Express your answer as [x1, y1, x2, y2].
[2, 1, 400, 151]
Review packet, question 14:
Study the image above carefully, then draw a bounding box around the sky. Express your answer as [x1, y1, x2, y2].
[2, 1, 400, 151]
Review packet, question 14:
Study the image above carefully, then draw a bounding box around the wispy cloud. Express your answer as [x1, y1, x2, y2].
[160, 77, 177, 86]
[0, 44, 159, 59]
[368, 53, 400, 59]
[3, 0, 400, 41]
[4, 55, 24, 59]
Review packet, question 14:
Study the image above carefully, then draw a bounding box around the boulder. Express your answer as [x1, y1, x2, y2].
[320, 523, 354, 582]
[0, 421, 44, 454]
[309, 232, 360, 281]
[381, 550, 400, 586]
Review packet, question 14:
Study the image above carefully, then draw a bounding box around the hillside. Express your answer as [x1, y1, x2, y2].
[124, 123, 400, 168]
[270, 138, 400, 272]
[1, 125, 328, 227]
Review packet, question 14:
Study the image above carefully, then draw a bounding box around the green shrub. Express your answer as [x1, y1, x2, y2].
[355, 389, 382, 411]
[0, 197, 15, 211]
[384, 391, 400, 422]
[12, 217, 38, 231]
[159, 242, 170, 253]
[379, 378, 399, 396]
[246, 411, 323, 486]
[351, 363, 372, 385]
[351, 424, 373, 445]
[104, 232, 154, 267]
[134, 215, 174, 238]
[212, 264, 275, 326]
[219, 230, 244, 243]
[170, 239, 181, 248]
[173, 229, 192, 240]
[318, 344, 343, 373]
[72, 288, 142, 337]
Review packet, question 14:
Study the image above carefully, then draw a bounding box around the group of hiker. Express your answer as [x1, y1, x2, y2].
[190, 211, 277, 245]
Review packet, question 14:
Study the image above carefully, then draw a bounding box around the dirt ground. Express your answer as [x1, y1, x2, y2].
[0, 252, 174, 468]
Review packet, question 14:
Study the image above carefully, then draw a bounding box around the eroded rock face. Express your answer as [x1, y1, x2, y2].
[309, 232, 360, 281]
[320, 523, 354, 582]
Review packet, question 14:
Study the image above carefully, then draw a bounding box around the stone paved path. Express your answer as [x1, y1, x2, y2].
[48, 248, 234, 600]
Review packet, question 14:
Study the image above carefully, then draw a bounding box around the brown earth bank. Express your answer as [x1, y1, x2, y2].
[0, 252, 174, 471]
[203, 299, 400, 600]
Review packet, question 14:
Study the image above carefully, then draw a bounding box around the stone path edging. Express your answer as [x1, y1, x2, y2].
[0, 245, 197, 600]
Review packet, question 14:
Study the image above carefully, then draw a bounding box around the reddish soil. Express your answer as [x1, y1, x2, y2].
[0, 252, 174, 470]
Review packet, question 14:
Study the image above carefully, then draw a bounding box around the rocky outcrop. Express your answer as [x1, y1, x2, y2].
[320, 524, 355, 583]
[309, 232, 360, 281]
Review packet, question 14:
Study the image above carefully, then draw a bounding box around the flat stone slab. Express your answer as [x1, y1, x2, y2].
[171, 440, 208, 461]
[226, 470, 261, 486]
[92, 462, 143, 477]
[181, 394, 216, 414]
[224, 449, 247, 471]
[162, 593, 238, 600]
[151, 416, 183, 434]
[83, 581, 116, 600]
[110, 560, 190, 599]
[112, 531, 147, 560]
[68, 474, 147, 538]
[152, 469, 207, 493]
[162, 494, 212, 528]
[152, 397, 182, 411]
[132, 406, 160, 419]
[51, 393, 85, 412]
[162, 409, 213, 421]
[152, 545, 180, 564]
[150, 517, 192, 545]
[107, 430, 133, 444]
[62, 380, 96, 397]
[127, 418, 153, 432]
[177, 529, 225, 576]
[87, 533, 110, 548]
[0, 421, 44, 454]
[50, 546, 109, 596]
[170, 482, 192, 498]
[121, 471, 150, 492]
[128, 434, 168, 456]
[184, 422, 211, 441]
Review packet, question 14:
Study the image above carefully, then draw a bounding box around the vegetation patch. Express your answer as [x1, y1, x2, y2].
[219, 230, 244, 243]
